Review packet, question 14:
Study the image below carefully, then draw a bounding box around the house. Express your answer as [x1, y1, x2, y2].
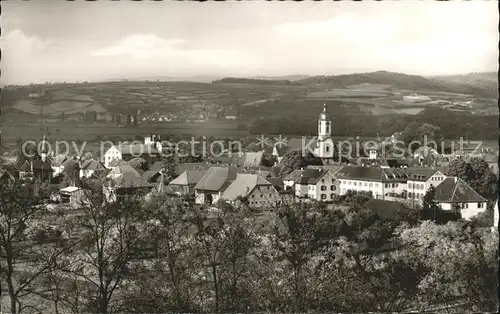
[242, 151, 264, 168]
[79, 160, 107, 178]
[221, 174, 281, 208]
[60, 158, 81, 185]
[294, 168, 339, 201]
[0, 169, 15, 185]
[336, 166, 410, 200]
[103, 136, 161, 168]
[51, 154, 68, 177]
[59, 186, 85, 208]
[107, 163, 141, 179]
[283, 169, 304, 191]
[18, 161, 33, 180]
[104, 172, 154, 201]
[31, 159, 53, 183]
[359, 158, 411, 168]
[194, 166, 238, 205]
[167, 170, 206, 195]
[271, 145, 290, 163]
[406, 168, 446, 203]
[433, 177, 487, 220]
[268, 178, 295, 205]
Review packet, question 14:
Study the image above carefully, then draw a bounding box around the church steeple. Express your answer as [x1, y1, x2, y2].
[318, 103, 331, 140]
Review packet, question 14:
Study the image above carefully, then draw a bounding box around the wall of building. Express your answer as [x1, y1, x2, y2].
[339, 179, 383, 198]
[247, 185, 281, 208]
[195, 190, 221, 205]
[439, 201, 486, 220]
[104, 147, 122, 168]
[311, 172, 338, 201]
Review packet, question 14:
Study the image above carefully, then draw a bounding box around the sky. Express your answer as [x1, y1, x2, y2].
[1, 1, 498, 85]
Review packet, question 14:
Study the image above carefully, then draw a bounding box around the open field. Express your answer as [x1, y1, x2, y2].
[306, 89, 390, 98]
[1, 121, 248, 144]
[12, 99, 107, 116]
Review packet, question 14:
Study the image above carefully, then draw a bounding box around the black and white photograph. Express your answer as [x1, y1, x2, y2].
[0, 1, 498, 313]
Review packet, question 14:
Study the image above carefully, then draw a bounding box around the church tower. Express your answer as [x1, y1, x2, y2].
[316, 104, 334, 158]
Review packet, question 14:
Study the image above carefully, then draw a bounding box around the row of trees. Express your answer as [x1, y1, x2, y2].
[1, 179, 498, 313]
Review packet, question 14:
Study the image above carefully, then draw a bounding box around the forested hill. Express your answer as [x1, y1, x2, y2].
[295, 71, 497, 98]
[212, 77, 300, 86]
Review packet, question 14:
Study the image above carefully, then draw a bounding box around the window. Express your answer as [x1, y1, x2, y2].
[375, 184, 379, 188]
[369, 183, 373, 187]
[321, 179, 325, 184]
[331, 194, 335, 199]
[478, 202, 483, 208]
[408, 183, 412, 189]
[392, 183, 396, 188]
[321, 185, 327, 191]
[364, 182, 367, 187]
[321, 194, 326, 200]
[385, 183, 389, 188]
[464, 203, 468, 209]
[330, 185, 335, 191]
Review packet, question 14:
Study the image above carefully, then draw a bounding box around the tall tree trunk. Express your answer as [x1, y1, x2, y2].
[6, 245, 17, 314]
[212, 260, 219, 313]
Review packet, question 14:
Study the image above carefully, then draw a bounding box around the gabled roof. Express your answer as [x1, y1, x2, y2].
[142, 169, 162, 183]
[406, 168, 440, 181]
[107, 163, 141, 177]
[434, 177, 486, 203]
[306, 164, 343, 174]
[108, 159, 129, 167]
[60, 186, 81, 193]
[267, 177, 285, 191]
[297, 168, 330, 185]
[175, 163, 220, 174]
[0, 169, 15, 182]
[19, 160, 31, 172]
[110, 172, 153, 189]
[221, 174, 274, 201]
[169, 170, 206, 186]
[258, 170, 272, 178]
[194, 166, 238, 192]
[61, 159, 81, 172]
[81, 160, 107, 171]
[115, 144, 159, 155]
[336, 166, 385, 182]
[283, 169, 304, 181]
[32, 159, 53, 171]
[51, 154, 68, 167]
[243, 151, 264, 168]
[273, 145, 290, 157]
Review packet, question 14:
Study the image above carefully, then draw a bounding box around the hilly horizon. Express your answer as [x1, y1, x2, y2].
[213, 70, 497, 98]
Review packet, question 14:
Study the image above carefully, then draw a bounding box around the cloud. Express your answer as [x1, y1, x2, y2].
[0, 29, 48, 57]
[89, 33, 256, 69]
[90, 34, 184, 58]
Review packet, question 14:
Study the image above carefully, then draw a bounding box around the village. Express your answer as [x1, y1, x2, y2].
[1, 104, 498, 226]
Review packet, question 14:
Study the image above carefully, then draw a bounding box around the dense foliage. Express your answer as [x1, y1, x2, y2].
[1, 180, 498, 313]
